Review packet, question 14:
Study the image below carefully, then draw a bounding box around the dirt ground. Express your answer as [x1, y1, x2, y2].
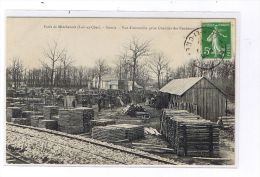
[90, 104, 235, 165]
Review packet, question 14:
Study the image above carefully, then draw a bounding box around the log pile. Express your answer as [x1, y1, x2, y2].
[160, 109, 220, 157]
[43, 106, 59, 119]
[6, 107, 22, 122]
[92, 124, 144, 142]
[112, 124, 144, 141]
[32, 103, 45, 112]
[92, 126, 126, 142]
[58, 109, 84, 134]
[90, 119, 116, 127]
[75, 107, 94, 132]
[31, 115, 44, 127]
[38, 120, 58, 130]
[11, 118, 30, 125]
[22, 111, 33, 119]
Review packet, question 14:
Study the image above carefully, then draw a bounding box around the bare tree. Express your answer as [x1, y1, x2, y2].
[135, 64, 151, 90]
[41, 41, 65, 93]
[8, 57, 24, 89]
[60, 52, 73, 87]
[149, 52, 169, 89]
[127, 38, 150, 92]
[94, 59, 109, 90]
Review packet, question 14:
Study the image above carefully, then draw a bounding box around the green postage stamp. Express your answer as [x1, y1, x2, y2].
[202, 23, 232, 59]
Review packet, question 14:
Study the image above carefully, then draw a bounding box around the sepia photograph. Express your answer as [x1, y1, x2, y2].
[5, 17, 236, 166]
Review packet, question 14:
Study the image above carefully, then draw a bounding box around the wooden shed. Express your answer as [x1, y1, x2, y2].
[160, 77, 227, 122]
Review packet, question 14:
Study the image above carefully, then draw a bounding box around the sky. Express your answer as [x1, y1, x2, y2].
[6, 17, 236, 70]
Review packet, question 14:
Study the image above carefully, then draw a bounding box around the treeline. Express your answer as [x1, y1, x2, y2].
[6, 39, 235, 100]
[171, 59, 235, 100]
[7, 39, 171, 91]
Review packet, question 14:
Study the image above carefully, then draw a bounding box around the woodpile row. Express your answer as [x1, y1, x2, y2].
[7, 106, 94, 135]
[160, 109, 220, 157]
[92, 124, 144, 142]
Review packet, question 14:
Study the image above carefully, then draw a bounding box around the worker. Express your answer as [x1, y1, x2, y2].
[72, 99, 76, 108]
[217, 117, 224, 129]
[97, 95, 102, 112]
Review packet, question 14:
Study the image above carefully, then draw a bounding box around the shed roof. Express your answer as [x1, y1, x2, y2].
[160, 77, 203, 96]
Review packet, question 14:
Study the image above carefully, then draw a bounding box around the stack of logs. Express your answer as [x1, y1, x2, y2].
[92, 124, 144, 142]
[58, 107, 94, 134]
[112, 124, 144, 141]
[160, 109, 220, 157]
[90, 119, 116, 127]
[58, 109, 84, 134]
[43, 106, 59, 119]
[92, 126, 126, 142]
[7, 107, 31, 125]
[75, 107, 94, 132]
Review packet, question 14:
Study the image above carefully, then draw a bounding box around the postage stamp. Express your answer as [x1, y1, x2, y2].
[202, 23, 232, 59]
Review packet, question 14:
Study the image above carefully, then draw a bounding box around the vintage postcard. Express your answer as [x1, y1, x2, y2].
[5, 16, 236, 166]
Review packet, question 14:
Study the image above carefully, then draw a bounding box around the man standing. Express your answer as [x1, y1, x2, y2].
[98, 95, 102, 112]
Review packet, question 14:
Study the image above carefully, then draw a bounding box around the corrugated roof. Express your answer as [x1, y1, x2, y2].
[160, 77, 203, 96]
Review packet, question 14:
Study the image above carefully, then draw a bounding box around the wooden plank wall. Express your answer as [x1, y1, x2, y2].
[171, 78, 226, 122]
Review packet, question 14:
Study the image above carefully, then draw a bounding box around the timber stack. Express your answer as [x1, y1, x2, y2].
[6, 107, 22, 122]
[58, 109, 84, 134]
[160, 109, 220, 157]
[31, 115, 44, 127]
[90, 119, 116, 127]
[43, 106, 59, 119]
[92, 124, 144, 142]
[92, 126, 126, 142]
[75, 107, 94, 132]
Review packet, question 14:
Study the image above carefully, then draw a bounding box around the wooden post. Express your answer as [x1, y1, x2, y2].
[209, 125, 213, 157]
[183, 125, 187, 156]
[225, 98, 228, 116]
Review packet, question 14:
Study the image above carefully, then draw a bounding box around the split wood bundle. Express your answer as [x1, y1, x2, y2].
[90, 119, 116, 127]
[6, 107, 22, 122]
[75, 107, 94, 132]
[43, 106, 59, 119]
[11, 118, 30, 125]
[31, 115, 44, 127]
[51, 115, 60, 122]
[12, 103, 27, 111]
[22, 111, 33, 118]
[160, 109, 220, 157]
[32, 111, 43, 115]
[58, 109, 84, 134]
[32, 103, 45, 112]
[38, 120, 58, 130]
[111, 124, 144, 141]
[92, 126, 126, 142]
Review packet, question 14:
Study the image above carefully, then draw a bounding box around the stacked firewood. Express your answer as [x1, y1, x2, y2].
[112, 124, 144, 141]
[75, 107, 94, 132]
[31, 115, 44, 127]
[43, 106, 59, 119]
[6, 107, 22, 122]
[92, 124, 144, 142]
[90, 119, 116, 127]
[160, 109, 220, 157]
[38, 120, 58, 130]
[92, 126, 126, 142]
[58, 109, 84, 134]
